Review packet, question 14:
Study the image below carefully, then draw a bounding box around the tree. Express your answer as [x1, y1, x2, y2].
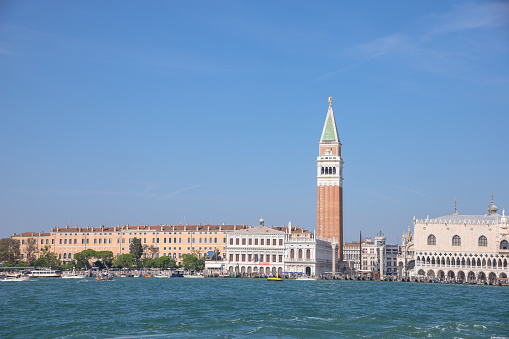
[114, 254, 135, 268]
[74, 249, 96, 269]
[154, 256, 176, 269]
[25, 238, 39, 265]
[146, 245, 159, 259]
[182, 251, 205, 271]
[0, 238, 20, 265]
[95, 251, 114, 268]
[129, 238, 143, 264]
[35, 245, 61, 267]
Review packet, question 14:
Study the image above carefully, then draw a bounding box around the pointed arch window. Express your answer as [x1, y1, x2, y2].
[478, 236, 487, 247]
[452, 235, 461, 246]
[427, 234, 436, 245]
[501, 240, 509, 250]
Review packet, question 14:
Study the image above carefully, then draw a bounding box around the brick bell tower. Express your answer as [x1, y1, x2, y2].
[316, 97, 344, 261]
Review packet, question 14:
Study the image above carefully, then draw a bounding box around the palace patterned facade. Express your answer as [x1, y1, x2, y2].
[413, 198, 509, 282]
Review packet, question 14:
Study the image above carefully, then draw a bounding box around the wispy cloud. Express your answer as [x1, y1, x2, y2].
[158, 184, 203, 199]
[317, 2, 509, 79]
[395, 186, 428, 197]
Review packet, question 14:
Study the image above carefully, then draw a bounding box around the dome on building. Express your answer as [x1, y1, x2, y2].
[487, 194, 498, 215]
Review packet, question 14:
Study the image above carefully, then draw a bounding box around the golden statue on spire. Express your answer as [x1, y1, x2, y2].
[329, 97, 332, 103]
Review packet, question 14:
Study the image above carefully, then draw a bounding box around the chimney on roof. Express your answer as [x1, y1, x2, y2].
[184, 225, 186, 231]
[207, 225, 210, 231]
[288, 221, 292, 233]
[219, 225, 222, 231]
[66, 225, 69, 229]
[172, 225, 175, 231]
[161, 225, 163, 231]
[234, 225, 236, 231]
[137, 226, 140, 230]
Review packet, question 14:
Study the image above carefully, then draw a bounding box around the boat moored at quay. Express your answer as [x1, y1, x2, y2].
[29, 268, 62, 278]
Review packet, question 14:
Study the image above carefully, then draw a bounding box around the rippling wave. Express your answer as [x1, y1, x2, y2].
[1, 278, 508, 338]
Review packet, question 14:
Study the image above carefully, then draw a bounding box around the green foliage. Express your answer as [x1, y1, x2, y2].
[154, 256, 176, 269]
[2, 263, 13, 267]
[62, 262, 75, 271]
[143, 258, 156, 268]
[129, 238, 143, 264]
[36, 246, 61, 267]
[114, 254, 135, 268]
[15, 262, 28, 267]
[0, 238, 20, 265]
[95, 250, 114, 268]
[33, 256, 49, 267]
[25, 238, 39, 266]
[74, 249, 96, 269]
[182, 251, 205, 271]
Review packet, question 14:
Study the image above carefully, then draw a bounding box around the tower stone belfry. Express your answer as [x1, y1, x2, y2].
[316, 97, 344, 261]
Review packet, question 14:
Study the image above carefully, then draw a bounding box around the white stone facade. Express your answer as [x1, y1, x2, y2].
[225, 224, 334, 276]
[413, 201, 509, 282]
[285, 234, 334, 276]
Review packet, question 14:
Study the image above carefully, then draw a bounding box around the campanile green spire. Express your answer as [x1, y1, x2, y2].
[320, 97, 339, 142]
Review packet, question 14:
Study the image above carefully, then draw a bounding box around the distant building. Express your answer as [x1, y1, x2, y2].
[343, 233, 399, 278]
[316, 98, 344, 262]
[225, 219, 335, 276]
[397, 226, 415, 278]
[12, 223, 248, 265]
[413, 196, 509, 282]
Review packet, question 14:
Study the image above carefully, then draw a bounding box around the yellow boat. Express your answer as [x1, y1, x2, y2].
[267, 270, 283, 281]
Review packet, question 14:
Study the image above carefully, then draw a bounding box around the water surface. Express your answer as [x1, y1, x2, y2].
[1, 278, 508, 338]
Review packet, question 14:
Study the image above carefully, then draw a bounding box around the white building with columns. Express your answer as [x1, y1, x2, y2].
[413, 197, 509, 283]
[225, 220, 335, 276]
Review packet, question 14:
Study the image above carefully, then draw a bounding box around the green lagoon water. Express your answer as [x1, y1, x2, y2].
[1, 278, 508, 338]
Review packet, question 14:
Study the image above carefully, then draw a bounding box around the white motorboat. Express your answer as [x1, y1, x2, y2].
[183, 274, 204, 278]
[62, 273, 86, 279]
[296, 276, 318, 281]
[2, 275, 29, 282]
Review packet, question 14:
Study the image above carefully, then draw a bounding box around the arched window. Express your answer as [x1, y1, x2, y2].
[478, 236, 487, 247]
[452, 235, 461, 246]
[63, 253, 67, 259]
[501, 240, 509, 250]
[333, 167, 336, 175]
[427, 234, 436, 245]
[298, 249, 303, 259]
[321, 167, 324, 174]
[306, 249, 311, 259]
[290, 249, 294, 259]
[325, 167, 329, 175]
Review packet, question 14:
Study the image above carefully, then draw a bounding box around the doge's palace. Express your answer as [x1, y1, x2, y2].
[413, 196, 509, 283]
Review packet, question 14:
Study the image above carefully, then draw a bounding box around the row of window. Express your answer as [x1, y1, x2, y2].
[427, 235, 509, 249]
[320, 166, 337, 175]
[230, 253, 283, 263]
[230, 238, 283, 246]
[290, 249, 311, 259]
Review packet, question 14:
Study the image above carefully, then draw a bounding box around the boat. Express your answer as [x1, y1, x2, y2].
[62, 273, 86, 279]
[154, 273, 170, 278]
[296, 276, 318, 281]
[2, 275, 29, 282]
[29, 268, 62, 278]
[183, 274, 204, 278]
[94, 273, 114, 281]
[267, 271, 283, 281]
[62, 269, 86, 279]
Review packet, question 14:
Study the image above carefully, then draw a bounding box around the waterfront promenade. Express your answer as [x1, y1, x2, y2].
[1, 278, 508, 338]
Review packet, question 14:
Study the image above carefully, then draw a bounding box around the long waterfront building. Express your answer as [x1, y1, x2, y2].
[12, 223, 249, 265]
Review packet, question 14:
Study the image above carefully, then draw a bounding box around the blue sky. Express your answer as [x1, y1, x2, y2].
[1, 1, 508, 243]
